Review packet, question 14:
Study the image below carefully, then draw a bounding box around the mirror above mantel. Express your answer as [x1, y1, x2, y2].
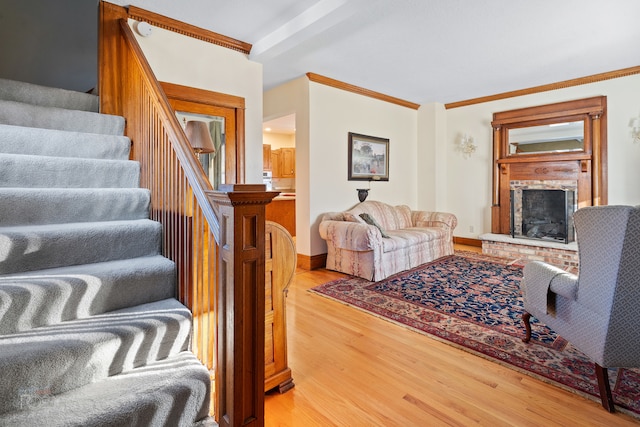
[490, 96, 607, 235]
[508, 120, 584, 155]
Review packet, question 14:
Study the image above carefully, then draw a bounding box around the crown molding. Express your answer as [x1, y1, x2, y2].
[127, 6, 252, 54]
[306, 72, 420, 110]
[445, 65, 640, 109]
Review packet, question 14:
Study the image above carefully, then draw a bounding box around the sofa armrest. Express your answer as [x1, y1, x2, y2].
[411, 211, 457, 231]
[319, 220, 383, 251]
[522, 261, 578, 315]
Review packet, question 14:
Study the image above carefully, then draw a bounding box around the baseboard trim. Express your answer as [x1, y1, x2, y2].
[297, 253, 327, 270]
[453, 236, 482, 247]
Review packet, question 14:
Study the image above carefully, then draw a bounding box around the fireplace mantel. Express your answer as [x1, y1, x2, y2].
[490, 96, 607, 234]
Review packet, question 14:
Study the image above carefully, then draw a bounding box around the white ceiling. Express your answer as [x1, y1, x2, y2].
[111, 0, 640, 106]
[263, 114, 296, 134]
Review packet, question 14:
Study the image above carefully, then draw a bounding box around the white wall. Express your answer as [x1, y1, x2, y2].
[443, 73, 640, 238]
[264, 77, 310, 253]
[417, 102, 447, 212]
[129, 21, 264, 184]
[307, 82, 418, 255]
[264, 78, 418, 257]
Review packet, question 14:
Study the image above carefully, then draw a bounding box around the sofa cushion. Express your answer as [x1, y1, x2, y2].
[381, 227, 447, 252]
[348, 201, 413, 231]
[393, 205, 413, 229]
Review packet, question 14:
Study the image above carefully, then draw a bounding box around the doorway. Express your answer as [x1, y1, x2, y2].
[263, 114, 296, 237]
[161, 81, 246, 186]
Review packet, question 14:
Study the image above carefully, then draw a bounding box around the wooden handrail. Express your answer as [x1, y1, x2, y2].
[98, 3, 273, 424]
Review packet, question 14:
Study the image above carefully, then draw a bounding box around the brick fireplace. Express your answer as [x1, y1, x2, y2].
[480, 233, 579, 273]
[510, 180, 577, 244]
[482, 179, 579, 272]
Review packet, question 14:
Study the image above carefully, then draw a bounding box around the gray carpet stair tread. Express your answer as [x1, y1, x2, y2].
[0, 188, 151, 225]
[0, 124, 131, 160]
[0, 351, 211, 427]
[0, 78, 211, 422]
[0, 219, 162, 274]
[0, 298, 194, 416]
[0, 99, 124, 135]
[0, 153, 140, 188]
[0, 255, 176, 334]
[0, 77, 100, 112]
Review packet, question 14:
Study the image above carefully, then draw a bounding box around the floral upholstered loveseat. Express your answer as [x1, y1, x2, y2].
[319, 201, 457, 281]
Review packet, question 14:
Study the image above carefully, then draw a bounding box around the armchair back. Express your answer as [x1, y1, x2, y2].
[574, 206, 640, 319]
[521, 204, 640, 412]
[522, 205, 640, 366]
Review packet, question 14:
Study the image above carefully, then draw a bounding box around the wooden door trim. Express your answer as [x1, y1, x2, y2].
[162, 82, 245, 184]
[162, 82, 245, 109]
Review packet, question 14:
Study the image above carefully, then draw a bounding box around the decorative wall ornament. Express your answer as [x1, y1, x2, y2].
[457, 133, 477, 158]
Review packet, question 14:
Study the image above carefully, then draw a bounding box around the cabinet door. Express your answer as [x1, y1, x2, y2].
[280, 148, 295, 178]
[263, 144, 272, 171]
[271, 150, 282, 177]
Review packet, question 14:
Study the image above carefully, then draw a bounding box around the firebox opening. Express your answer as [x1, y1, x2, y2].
[511, 189, 575, 244]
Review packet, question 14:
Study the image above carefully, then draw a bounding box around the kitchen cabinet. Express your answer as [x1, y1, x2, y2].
[280, 148, 295, 178]
[266, 197, 295, 237]
[263, 144, 272, 171]
[270, 148, 295, 178]
[271, 150, 281, 177]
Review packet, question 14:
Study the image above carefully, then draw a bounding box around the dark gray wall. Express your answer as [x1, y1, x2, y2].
[0, 0, 99, 92]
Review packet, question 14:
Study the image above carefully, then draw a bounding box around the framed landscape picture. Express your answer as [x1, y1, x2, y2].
[347, 132, 389, 181]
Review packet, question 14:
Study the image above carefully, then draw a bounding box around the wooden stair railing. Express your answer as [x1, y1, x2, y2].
[98, 3, 275, 425]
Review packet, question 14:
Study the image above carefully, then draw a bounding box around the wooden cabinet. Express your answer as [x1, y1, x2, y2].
[263, 144, 272, 171]
[271, 150, 281, 177]
[280, 148, 295, 178]
[266, 198, 295, 237]
[270, 148, 295, 178]
[264, 221, 296, 393]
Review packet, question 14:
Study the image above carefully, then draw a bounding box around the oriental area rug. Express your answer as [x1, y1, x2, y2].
[310, 251, 640, 418]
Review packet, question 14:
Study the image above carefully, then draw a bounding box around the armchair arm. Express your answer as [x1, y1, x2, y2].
[522, 261, 578, 316]
[318, 220, 383, 251]
[412, 211, 457, 234]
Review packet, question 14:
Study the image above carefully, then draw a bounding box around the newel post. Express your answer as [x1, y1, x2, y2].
[208, 184, 277, 427]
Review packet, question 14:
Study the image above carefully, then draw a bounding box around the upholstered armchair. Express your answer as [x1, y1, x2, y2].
[520, 205, 640, 412]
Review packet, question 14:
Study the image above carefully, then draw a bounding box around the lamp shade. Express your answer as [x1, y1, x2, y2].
[185, 120, 215, 154]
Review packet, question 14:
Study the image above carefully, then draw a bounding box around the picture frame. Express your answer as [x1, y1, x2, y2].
[348, 132, 389, 181]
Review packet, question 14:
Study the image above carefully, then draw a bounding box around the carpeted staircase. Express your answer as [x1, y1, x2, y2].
[0, 78, 213, 426]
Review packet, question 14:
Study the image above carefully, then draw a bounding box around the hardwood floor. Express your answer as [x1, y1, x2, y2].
[265, 246, 639, 426]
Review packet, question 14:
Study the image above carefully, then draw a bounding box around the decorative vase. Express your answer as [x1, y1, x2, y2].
[357, 189, 369, 202]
